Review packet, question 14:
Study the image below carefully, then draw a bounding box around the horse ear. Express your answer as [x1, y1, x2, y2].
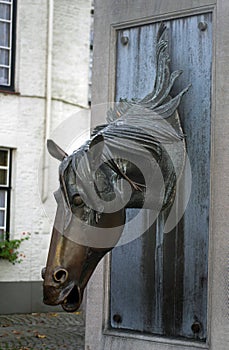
[47, 139, 68, 161]
[88, 134, 104, 168]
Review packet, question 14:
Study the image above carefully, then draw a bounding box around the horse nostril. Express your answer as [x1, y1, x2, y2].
[53, 267, 68, 284]
[41, 267, 46, 280]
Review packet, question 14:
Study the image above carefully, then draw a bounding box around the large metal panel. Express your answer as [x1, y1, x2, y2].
[110, 13, 212, 341]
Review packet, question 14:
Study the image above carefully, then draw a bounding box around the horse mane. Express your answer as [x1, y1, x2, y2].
[60, 23, 190, 211]
[92, 22, 189, 159]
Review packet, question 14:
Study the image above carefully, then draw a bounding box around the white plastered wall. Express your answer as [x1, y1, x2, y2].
[0, 0, 91, 282]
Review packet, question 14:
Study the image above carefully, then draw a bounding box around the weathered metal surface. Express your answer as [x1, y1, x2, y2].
[110, 13, 212, 341]
[42, 23, 188, 313]
[42, 23, 188, 314]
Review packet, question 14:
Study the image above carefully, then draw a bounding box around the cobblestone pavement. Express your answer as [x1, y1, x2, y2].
[0, 312, 85, 350]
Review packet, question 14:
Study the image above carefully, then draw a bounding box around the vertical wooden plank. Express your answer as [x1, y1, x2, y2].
[111, 24, 161, 333]
[115, 26, 156, 100]
[168, 13, 212, 339]
[162, 204, 185, 337]
[111, 210, 156, 332]
[110, 13, 212, 340]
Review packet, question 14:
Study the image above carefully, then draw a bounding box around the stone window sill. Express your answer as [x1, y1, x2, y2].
[0, 90, 20, 96]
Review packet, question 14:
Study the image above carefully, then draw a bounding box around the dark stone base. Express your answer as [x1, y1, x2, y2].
[0, 281, 63, 314]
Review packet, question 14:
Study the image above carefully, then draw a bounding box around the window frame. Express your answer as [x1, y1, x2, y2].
[0, 0, 17, 92]
[0, 148, 12, 240]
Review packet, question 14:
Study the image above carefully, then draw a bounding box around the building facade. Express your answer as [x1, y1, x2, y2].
[0, 0, 91, 313]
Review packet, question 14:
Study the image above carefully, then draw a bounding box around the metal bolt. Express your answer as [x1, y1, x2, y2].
[113, 314, 122, 324]
[121, 36, 129, 45]
[198, 22, 207, 31]
[191, 321, 201, 334]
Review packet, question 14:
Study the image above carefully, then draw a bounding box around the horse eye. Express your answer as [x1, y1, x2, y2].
[73, 195, 83, 207]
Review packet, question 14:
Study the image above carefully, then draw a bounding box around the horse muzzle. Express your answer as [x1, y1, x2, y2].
[61, 283, 83, 312]
[42, 267, 83, 312]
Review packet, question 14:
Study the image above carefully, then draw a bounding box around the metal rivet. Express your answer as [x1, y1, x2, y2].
[121, 36, 129, 45]
[191, 321, 201, 334]
[198, 22, 207, 31]
[113, 314, 122, 323]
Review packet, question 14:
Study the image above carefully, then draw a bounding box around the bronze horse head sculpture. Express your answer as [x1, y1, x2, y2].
[42, 24, 190, 312]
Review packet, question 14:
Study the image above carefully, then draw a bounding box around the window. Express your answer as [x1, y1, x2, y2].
[0, 0, 16, 91]
[0, 148, 12, 240]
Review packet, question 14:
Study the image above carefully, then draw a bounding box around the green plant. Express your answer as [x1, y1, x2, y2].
[0, 232, 30, 264]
